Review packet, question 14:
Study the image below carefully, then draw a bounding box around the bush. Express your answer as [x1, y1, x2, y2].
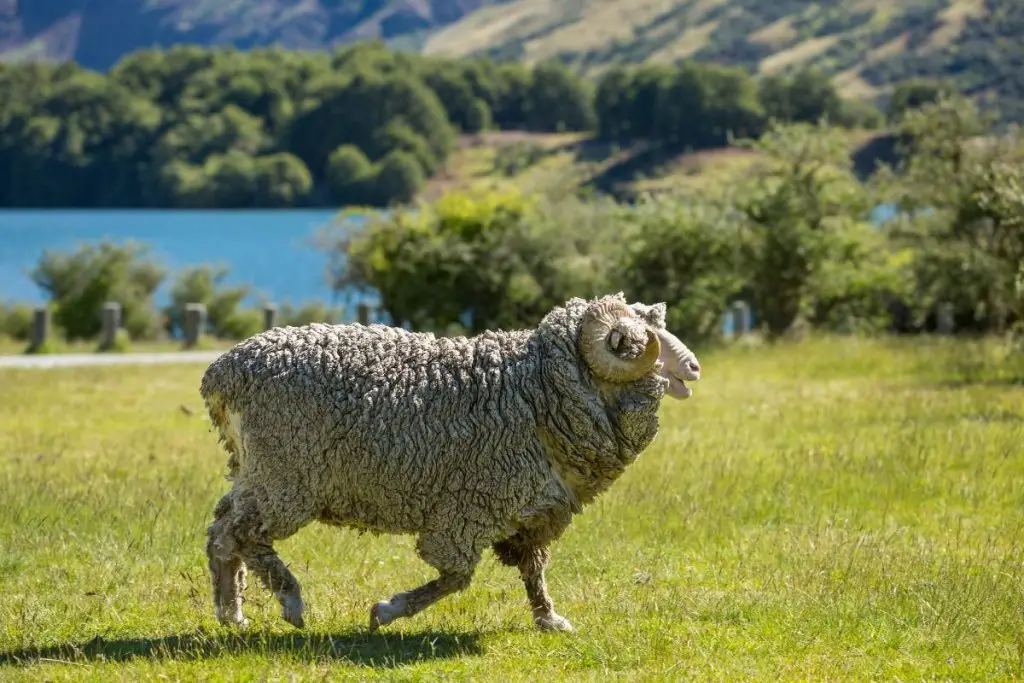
[279, 300, 345, 326]
[164, 264, 259, 340]
[30, 241, 165, 341]
[806, 223, 915, 334]
[614, 194, 747, 345]
[0, 302, 33, 341]
[327, 187, 619, 334]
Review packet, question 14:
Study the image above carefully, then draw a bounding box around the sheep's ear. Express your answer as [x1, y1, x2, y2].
[647, 302, 667, 328]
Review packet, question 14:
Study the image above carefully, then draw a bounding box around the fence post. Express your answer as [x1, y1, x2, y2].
[100, 301, 122, 350]
[30, 307, 51, 351]
[184, 303, 207, 348]
[263, 303, 278, 331]
[936, 302, 955, 335]
[731, 300, 752, 337]
[357, 303, 370, 325]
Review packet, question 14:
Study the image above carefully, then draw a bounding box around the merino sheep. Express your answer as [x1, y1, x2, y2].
[200, 292, 701, 633]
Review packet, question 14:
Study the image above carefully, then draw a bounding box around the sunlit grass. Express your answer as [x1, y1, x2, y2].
[0, 335, 1022, 680]
[0, 335, 236, 356]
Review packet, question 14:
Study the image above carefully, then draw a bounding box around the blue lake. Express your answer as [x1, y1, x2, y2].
[1, 204, 901, 331]
[0, 209, 373, 310]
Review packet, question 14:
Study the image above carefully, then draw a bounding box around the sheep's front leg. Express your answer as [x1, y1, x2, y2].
[493, 537, 574, 632]
[368, 531, 477, 631]
[206, 493, 248, 627]
[209, 488, 307, 629]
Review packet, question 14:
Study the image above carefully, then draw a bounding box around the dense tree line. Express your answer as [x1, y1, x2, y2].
[594, 62, 881, 148]
[0, 43, 603, 209]
[0, 42, 888, 209]
[3, 94, 1020, 349]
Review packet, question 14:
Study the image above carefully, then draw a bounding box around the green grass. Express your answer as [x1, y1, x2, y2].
[1, 335, 1023, 680]
[0, 336, 237, 356]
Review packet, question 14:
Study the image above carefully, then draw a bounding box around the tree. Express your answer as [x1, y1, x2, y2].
[327, 145, 374, 206]
[734, 121, 873, 338]
[526, 61, 597, 132]
[371, 150, 426, 206]
[254, 153, 313, 207]
[878, 94, 1024, 332]
[887, 78, 956, 123]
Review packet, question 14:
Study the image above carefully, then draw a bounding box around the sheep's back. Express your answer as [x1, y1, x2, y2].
[201, 323, 551, 518]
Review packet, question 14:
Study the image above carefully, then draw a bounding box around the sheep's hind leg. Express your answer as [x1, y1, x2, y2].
[493, 537, 574, 632]
[206, 493, 248, 627]
[368, 532, 478, 631]
[213, 489, 307, 629]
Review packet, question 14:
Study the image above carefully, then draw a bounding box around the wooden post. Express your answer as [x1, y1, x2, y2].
[30, 307, 50, 351]
[936, 302, 955, 335]
[357, 303, 370, 325]
[731, 300, 751, 337]
[263, 304, 278, 331]
[100, 301, 122, 350]
[184, 303, 207, 348]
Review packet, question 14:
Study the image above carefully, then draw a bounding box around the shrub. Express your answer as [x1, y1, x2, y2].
[614, 194, 747, 345]
[30, 241, 165, 341]
[327, 187, 619, 334]
[164, 264, 257, 340]
[0, 302, 33, 341]
[279, 300, 345, 326]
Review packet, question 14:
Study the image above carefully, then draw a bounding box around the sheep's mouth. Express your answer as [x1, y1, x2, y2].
[658, 355, 700, 400]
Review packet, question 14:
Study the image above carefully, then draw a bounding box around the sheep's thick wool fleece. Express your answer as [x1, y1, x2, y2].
[200, 295, 667, 570]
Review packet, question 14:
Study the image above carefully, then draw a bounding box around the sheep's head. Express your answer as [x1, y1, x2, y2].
[578, 297, 701, 399]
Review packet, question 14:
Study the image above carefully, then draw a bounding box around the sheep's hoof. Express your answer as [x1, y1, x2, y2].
[214, 606, 249, 629]
[280, 594, 306, 629]
[216, 614, 250, 629]
[535, 613, 574, 632]
[369, 597, 406, 632]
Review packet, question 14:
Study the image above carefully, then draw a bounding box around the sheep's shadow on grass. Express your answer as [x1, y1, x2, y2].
[0, 628, 484, 668]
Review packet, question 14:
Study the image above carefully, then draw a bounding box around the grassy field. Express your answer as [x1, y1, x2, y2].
[422, 129, 887, 204]
[0, 336, 237, 356]
[1, 335, 1022, 681]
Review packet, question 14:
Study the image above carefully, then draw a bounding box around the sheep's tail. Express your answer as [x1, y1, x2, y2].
[199, 354, 244, 480]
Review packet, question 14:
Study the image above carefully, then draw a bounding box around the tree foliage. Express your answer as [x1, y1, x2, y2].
[0, 44, 605, 209]
[878, 94, 1024, 332]
[0, 43, 889, 209]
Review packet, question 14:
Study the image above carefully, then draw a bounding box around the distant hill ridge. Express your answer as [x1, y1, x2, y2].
[2, 0, 1022, 121]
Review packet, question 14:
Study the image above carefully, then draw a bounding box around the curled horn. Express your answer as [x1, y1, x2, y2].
[579, 299, 661, 383]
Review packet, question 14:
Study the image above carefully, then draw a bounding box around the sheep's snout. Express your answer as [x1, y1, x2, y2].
[681, 357, 700, 381]
[653, 327, 701, 400]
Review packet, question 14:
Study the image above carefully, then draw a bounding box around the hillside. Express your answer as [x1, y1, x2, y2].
[425, 0, 1022, 120]
[421, 127, 893, 205]
[1, 0, 1022, 123]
